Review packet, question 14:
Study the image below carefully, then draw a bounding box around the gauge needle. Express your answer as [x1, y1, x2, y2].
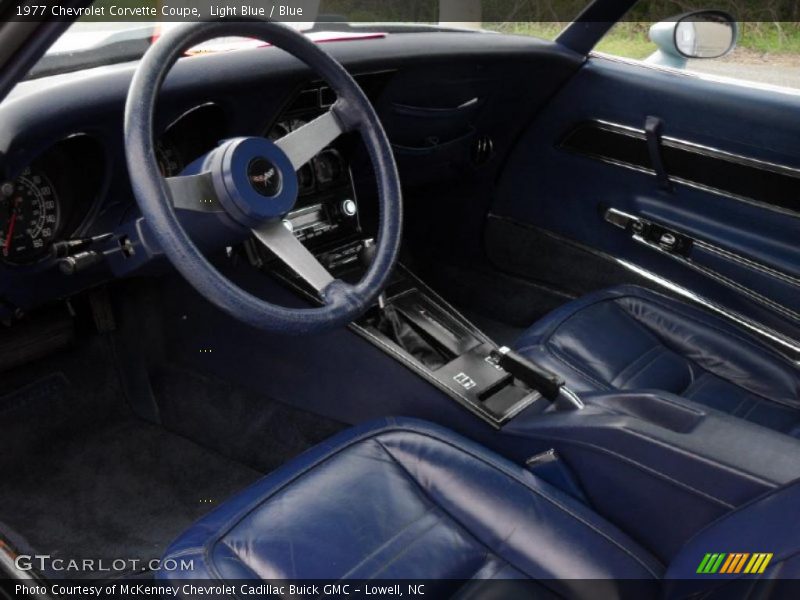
[4, 207, 17, 253]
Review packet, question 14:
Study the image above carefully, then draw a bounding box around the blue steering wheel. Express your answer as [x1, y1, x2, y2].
[124, 21, 402, 334]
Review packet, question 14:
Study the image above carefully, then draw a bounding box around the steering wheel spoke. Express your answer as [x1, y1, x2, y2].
[251, 220, 336, 294]
[275, 108, 347, 171]
[166, 172, 225, 213]
[166, 173, 224, 212]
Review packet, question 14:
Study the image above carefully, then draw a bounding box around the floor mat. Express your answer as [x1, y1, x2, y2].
[152, 365, 346, 473]
[0, 415, 260, 576]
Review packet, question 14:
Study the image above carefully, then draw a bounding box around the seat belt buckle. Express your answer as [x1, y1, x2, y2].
[526, 449, 589, 505]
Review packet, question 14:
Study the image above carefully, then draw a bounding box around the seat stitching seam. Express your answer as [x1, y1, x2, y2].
[337, 506, 443, 580]
[372, 439, 508, 554]
[682, 372, 709, 398]
[610, 303, 670, 348]
[612, 346, 666, 388]
[544, 345, 613, 390]
[738, 400, 761, 418]
[685, 375, 753, 418]
[339, 508, 439, 579]
[731, 394, 757, 416]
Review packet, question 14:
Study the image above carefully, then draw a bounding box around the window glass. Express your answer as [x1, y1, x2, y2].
[482, 22, 566, 40]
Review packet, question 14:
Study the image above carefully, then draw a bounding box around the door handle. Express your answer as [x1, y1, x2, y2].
[645, 116, 673, 192]
[604, 208, 693, 258]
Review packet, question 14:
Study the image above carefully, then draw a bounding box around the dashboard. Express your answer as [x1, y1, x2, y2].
[0, 31, 574, 319]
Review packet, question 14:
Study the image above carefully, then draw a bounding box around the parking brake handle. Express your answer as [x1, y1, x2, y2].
[490, 347, 565, 401]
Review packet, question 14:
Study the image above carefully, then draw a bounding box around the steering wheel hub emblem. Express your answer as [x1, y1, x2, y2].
[195, 136, 299, 227]
[247, 157, 282, 197]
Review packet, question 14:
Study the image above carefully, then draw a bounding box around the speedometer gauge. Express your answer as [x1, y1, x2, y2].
[0, 168, 60, 264]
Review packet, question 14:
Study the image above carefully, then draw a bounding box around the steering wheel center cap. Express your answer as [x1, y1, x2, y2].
[206, 137, 299, 228]
[247, 157, 282, 197]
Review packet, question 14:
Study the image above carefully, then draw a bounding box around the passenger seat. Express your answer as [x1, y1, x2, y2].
[514, 285, 800, 438]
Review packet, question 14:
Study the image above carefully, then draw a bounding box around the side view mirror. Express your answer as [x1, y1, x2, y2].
[646, 10, 737, 69]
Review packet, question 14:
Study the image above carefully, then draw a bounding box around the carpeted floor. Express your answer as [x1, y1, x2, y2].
[0, 335, 344, 578]
[152, 364, 346, 473]
[0, 415, 261, 571]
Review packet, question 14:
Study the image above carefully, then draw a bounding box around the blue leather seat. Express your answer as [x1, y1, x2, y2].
[515, 285, 800, 438]
[159, 418, 800, 597]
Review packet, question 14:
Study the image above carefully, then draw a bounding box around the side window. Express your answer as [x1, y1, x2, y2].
[596, 14, 800, 92]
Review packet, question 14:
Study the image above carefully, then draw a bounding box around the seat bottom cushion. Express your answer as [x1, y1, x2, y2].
[515, 285, 800, 438]
[158, 418, 662, 594]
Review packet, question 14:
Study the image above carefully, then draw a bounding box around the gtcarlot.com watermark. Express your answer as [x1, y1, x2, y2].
[14, 554, 193, 573]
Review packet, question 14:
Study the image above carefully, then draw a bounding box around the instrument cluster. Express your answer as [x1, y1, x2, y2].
[0, 135, 105, 266]
[0, 103, 228, 269]
[155, 104, 227, 178]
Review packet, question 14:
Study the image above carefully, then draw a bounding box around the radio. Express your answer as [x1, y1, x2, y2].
[283, 196, 359, 244]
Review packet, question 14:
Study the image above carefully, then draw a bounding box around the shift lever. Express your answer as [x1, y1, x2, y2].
[358, 240, 452, 370]
[358, 239, 385, 308]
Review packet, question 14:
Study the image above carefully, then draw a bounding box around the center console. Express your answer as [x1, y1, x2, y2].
[359, 272, 549, 425]
[249, 208, 574, 427]
[261, 253, 581, 426]
[248, 163, 578, 426]
[246, 85, 586, 427]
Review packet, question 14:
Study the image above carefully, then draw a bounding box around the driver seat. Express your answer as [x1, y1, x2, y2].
[159, 418, 799, 598]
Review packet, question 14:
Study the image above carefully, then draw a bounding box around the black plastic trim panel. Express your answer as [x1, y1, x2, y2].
[560, 120, 800, 217]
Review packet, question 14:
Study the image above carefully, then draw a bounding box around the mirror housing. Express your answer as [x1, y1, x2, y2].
[646, 10, 737, 69]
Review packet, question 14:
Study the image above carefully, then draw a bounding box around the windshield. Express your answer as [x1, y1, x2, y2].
[30, 0, 587, 78]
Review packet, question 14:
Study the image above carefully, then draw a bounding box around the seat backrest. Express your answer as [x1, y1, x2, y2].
[664, 479, 800, 598]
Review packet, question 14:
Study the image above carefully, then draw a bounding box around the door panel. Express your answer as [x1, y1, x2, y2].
[490, 55, 800, 354]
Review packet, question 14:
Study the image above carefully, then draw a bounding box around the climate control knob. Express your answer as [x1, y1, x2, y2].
[341, 199, 357, 217]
